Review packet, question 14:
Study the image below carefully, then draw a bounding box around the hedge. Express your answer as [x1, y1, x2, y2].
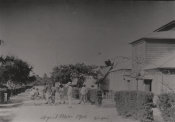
[10, 85, 33, 96]
[115, 91, 154, 122]
[157, 93, 175, 122]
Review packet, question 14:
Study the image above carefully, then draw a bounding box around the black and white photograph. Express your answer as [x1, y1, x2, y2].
[0, 0, 175, 122]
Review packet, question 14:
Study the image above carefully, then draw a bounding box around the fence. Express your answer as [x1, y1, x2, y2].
[72, 87, 115, 102]
[103, 90, 115, 101]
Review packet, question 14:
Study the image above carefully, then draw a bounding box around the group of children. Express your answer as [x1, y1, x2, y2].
[30, 82, 103, 107]
[44, 82, 73, 107]
[30, 82, 73, 107]
[30, 87, 40, 100]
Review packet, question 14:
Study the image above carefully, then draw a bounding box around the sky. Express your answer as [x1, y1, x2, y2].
[0, 0, 175, 76]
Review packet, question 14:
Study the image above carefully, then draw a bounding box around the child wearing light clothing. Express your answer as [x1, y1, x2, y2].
[79, 85, 87, 104]
[67, 82, 73, 108]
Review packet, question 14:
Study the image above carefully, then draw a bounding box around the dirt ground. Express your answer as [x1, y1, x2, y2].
[0, 87, 139, 122]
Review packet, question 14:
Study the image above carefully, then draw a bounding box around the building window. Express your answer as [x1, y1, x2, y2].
[127, 80, 130, 90]
[144, 79, 152, 92]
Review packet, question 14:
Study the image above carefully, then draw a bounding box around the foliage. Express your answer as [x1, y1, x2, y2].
[0, 56, 35, 85]
[33, 75, 43, 85]
[157, 93, 175, 122]
[51, 63, 100, 85]
[42, 73, 52, 84]
[104, 59, 114, 67]
[115, 91, 154, 122]
[97, 57, 129, 86]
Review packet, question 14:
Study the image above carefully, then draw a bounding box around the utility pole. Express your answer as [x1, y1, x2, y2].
[136, 78, 139, 91]
[136, 73, 141, 91]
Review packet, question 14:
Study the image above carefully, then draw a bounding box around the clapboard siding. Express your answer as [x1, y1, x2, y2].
[145, 41, 175, 64]
[132, 39, 175, 67]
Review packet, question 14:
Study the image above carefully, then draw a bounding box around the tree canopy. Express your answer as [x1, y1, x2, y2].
[50, 57, 130, 88]
[0, 56, 36, 85]
[51, 63, 100, 86]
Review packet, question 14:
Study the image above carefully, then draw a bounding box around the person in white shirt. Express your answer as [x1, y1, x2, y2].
[79, 85, 87, 104]
[55, 85, 60, 104]
[30, 87, 36, 100]
[59, 84, 65, 104]
[34, 88, 40, 99]
[45, 85, 52, 104]
[67, 82, 72, 108]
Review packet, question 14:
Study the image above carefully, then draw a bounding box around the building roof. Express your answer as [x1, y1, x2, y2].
[130, 21, 175, 44]
[145, 31, 175, 39]
[110, 60, 132, 72]
[154, 20, 175, 32]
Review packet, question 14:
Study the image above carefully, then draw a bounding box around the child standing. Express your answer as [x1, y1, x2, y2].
[45, 85, 52, 104]
[67, 82, 73, 108]
[59, 84, 65, 104]
[79, 85, 86, 104]
[55, 85, 60, 104]
[97, 89, 103, 106]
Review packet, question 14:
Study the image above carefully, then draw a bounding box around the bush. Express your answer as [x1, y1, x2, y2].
[115, 91, 154, 122]
[157, 93, 175, 122]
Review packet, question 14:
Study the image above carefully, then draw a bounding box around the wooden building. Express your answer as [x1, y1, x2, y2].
[107, 61, 132, 91]
[130, 20, 175, 95]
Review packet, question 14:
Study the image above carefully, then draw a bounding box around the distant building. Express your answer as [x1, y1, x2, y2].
[107, 61, 132, 91]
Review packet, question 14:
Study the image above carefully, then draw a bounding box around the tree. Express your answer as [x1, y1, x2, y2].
[42, 73, 52, 84]
[0, 56, 35, 85]
[96, 56, 130, 88]
[51, 63, 99, 86]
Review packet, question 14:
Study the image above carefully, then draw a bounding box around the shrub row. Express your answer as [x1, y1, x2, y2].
[10, 85, 33, 96]
[157, 93, 175, 122]
[115, 91, 154, 122]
